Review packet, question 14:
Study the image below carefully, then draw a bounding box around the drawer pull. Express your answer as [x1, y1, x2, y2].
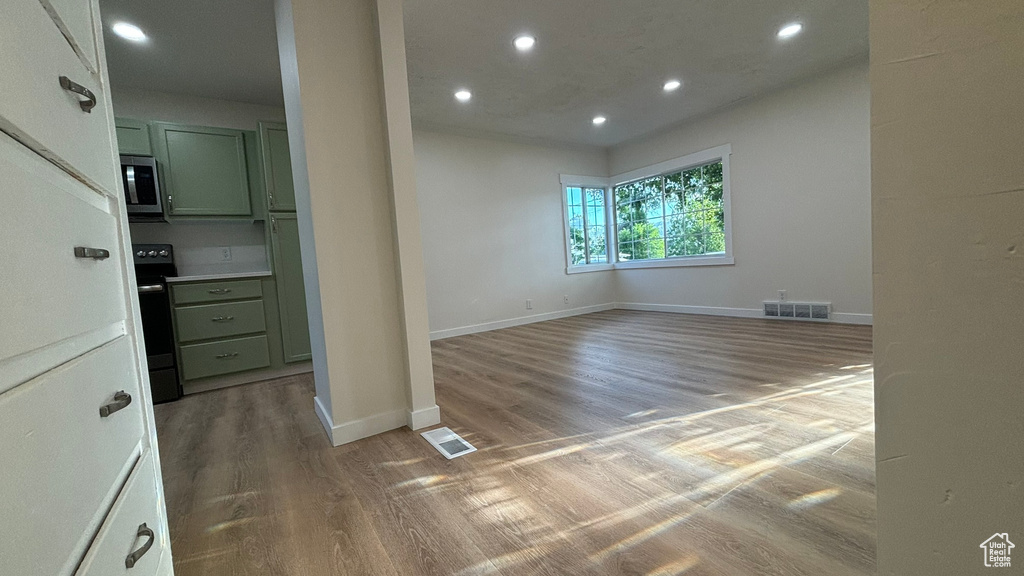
[211, 316, 235, 322]
[216, 352, 239, 359]
[58, 76, 97, 113]
[125, 523, 155, 569]
[99, 391, 132, 418]
[74, 246, 110, 260]
[208, 288, 232, 295]
[138, 284, 165, 294]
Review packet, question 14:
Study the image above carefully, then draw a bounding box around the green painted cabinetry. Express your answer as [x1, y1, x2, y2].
[259, 121, 296, 212]
[114, 118, 152, 156]
[151, 122, 252, 217]
[269, 213, 312, 363]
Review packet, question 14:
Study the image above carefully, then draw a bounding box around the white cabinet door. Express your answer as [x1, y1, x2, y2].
[0, 337, 145, 576]
[0, 0, 118, 194]
[38, 0, 101, 72]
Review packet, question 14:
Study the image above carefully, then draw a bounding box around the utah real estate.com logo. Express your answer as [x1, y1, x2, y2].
[980, 533, 1014, 568]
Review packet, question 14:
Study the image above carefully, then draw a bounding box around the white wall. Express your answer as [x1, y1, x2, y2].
[413, 130, 615, 337]
[871, 1, 1024, 574]
[609, 63, 872, 321]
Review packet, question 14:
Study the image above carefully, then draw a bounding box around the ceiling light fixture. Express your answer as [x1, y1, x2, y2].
[777, 22, 803, 39]
[454, 89, 472, 102]
[112, 21, 147, 42]
[513, 35, 536, 52]
[663, 79, 682, 92]
[592, 116, 607, 126]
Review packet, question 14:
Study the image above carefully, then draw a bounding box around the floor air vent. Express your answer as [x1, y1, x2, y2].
[764, 301, 830, 321]
[421, 427, 477, 459]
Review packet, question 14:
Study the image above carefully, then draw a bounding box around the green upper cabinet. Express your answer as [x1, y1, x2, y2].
[114, 118, 152, 156]
[269, 213, 311, 363]
[151, 122, 252, 218]
[258, 121, 296, 212]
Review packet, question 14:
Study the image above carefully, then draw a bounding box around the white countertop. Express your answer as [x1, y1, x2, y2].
[166, 270, 273, 283]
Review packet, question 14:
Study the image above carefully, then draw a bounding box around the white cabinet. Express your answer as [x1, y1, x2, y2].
[0, 0, 173, 574]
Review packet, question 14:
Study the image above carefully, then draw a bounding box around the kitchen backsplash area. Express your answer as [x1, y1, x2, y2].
[129, 220, 270, 278]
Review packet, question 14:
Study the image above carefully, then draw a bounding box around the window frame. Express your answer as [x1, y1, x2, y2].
[610, 144, 734, 269]
[560, 175, 614, 274]
[560, 143, 734, 274]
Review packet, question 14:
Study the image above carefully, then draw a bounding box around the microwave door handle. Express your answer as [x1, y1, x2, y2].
[126, 165, 139, 204]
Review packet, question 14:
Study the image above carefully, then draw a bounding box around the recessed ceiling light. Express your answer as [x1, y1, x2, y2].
[454, 89, 472, 102]
[663, 79, 682, 92]
[592, 116, 607, 126]
[513, 35, 536, 51]
[777, 22, 803, 39]
[112, 21, 146, 42]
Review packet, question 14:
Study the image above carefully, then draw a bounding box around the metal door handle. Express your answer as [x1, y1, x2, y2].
[99, 391, 132, 417]
[125, 523, 155, 568]
[58, 76, 97, 113]
[75, 246, 110, 260]
[208, 288, 232, 295]
[126, 165, 139, 203]
[138, 284, 164, 294]
[211, 316, 234, 322]
[215, 352, 239, 359]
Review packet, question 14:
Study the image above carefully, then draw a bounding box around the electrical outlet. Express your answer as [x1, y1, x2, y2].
[564, 295, 570, 305]
[220, 247, 232, 262]
[778, 289, 787, 302]
[526, 299, 533, 310]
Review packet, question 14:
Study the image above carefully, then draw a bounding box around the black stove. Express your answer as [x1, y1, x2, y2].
[133, 244, 181, 403]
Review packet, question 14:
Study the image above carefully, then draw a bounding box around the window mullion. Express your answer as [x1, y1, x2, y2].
[581, 190, 591, 264]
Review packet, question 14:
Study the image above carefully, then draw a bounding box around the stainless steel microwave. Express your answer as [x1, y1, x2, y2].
[120, 155, 164, 221]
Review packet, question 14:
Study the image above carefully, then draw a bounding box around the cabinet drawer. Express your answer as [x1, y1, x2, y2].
[77, 451, 169, 576]
[0, 0, 118, 194]
[0, 337, 145, 576]
[180, 335, 270, 380]
[1, 132, 126, 387]
[171, 279, 263, 305]
[175, 300, 267, 343]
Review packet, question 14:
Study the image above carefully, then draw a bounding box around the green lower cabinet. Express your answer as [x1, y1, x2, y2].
[174, 300, 267, 343]
[179, 335, 270, 381]
[269, 213, 312, 362]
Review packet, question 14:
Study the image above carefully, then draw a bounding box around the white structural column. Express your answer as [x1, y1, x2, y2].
[871, 1, 1024, 574]
[274, 0, 440, 445]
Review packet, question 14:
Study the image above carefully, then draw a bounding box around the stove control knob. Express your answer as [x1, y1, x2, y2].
[158, 249, 169, 258]
[136, 250, 146, 258]
[147, 250, 158, 258]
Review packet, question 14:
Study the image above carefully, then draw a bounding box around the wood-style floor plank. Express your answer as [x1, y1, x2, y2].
[155, 310, 875, 575]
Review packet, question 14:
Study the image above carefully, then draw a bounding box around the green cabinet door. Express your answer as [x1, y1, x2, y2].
[114, 118, 152, 156]
[258, 122, 296, 212]
[269, 213, 311, 362]
[151, 122, 252, 217]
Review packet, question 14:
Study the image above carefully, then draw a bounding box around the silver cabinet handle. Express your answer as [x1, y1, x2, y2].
[99, 391, 132, 417]
[58, 76, 97, 113]
[271, 216, 277, 233]
[167, 194, 173, 213]
[207, 288, 232, 295]
[138, 284, 164, 294]
[125, 523, 155, 568]
[215, 352, 239, 359]
[75, 246, 110, 260]
[211, 316, 235, 322]
[268, 191, 275, 208]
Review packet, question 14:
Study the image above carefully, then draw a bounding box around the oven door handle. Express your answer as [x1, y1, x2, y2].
[138, 284, 165, 294]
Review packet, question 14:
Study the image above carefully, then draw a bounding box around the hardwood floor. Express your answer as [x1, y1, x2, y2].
[155, 310, 876, 576]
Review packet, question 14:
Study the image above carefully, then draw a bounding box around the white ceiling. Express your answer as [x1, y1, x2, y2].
[100, 0, 868, 148]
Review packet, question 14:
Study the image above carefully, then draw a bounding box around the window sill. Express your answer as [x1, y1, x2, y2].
[566, 263, 614, 274]
[614, 255, 734, 270]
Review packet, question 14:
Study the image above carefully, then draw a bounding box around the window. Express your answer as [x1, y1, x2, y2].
[615, 159, 726, 262]
[560, 144, 732, 272]
[562, 176, 611, 271]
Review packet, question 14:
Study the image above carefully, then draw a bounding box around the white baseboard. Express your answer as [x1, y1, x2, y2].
[429, 303, 617, 340]
[408, 404, 441, 430]
[616, 302, 764, 319]
[314, 396, 408, 447]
